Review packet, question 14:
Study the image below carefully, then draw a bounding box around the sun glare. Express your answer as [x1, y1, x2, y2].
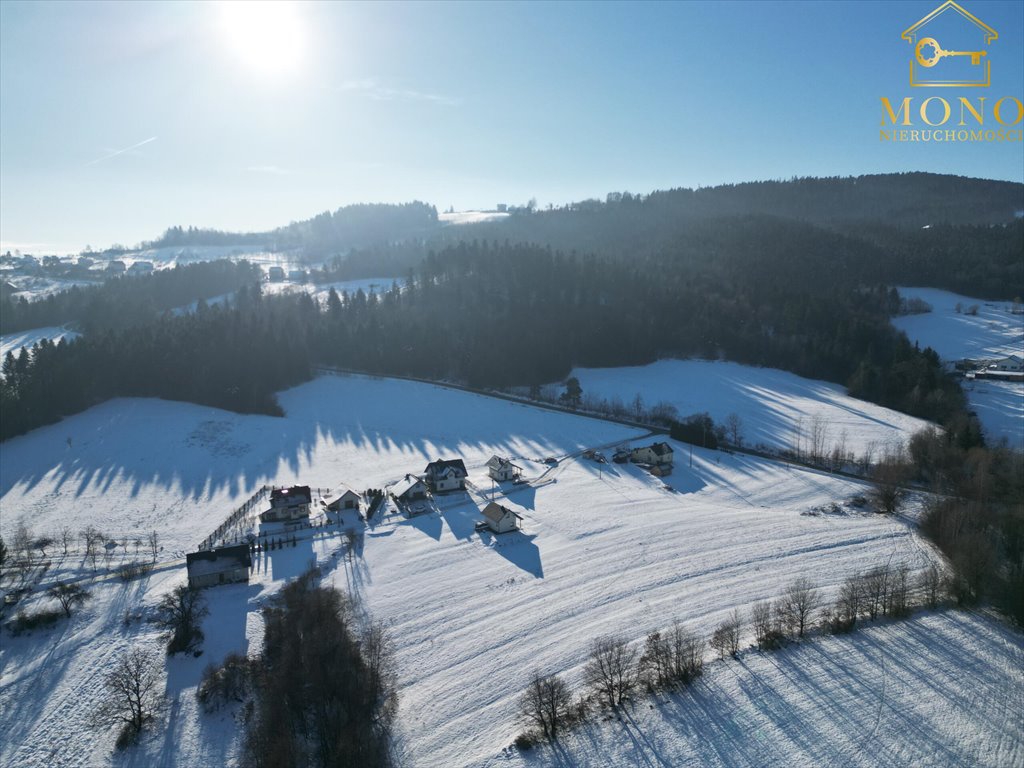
[219, 1, 305, 79]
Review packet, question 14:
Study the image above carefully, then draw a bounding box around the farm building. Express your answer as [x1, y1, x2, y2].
[186, 544, 251, 589]
[267, 265, 285, 281]
[128, 261, 154, 275]
[486, 456, 522, 482]
[261, 485, 312, 522]
[631, 442, 674, 467]
[989, 355, 1023, 373]
[391, 474, 428, 504]
[106, 260, 126, 274]
[481, 502, 523, 534]
[424, 458, 468, 492]
[326, 486, 361, 512]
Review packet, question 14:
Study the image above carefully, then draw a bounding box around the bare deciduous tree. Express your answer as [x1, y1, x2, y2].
[751, 600, 783, 649]
[519, 671, 573, 740]
[860, 565, 890, 621]
[59, 526, 73, 557]
[710, 610, 742, 658]
[82, 526, 104, 569]
[147, 530, 159, 561]
[584, 635, 638, 708]
[725, 412, 744, 448]
[781, 577, 820, 638]
[156, 585, 209, 654]
[887, 563, 911, 617]
[48, 581, 91, 617]
[917, 563, 944, 609]
[94, 647, 164, 748]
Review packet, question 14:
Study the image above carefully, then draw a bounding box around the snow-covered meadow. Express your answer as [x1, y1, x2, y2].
[1, 326, 80, 360]
[893, 287, 1023, 448]
[0, 373, 1019, 767]
[558, 360, 933, 458]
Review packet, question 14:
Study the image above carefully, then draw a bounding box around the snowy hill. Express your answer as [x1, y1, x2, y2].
[893, 287, 1023, 448]
[559, 359, 933, 457]
[1, 374, 1018, 767]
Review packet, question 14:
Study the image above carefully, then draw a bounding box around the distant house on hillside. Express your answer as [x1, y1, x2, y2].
[186, 544, 251, 589]
[989, 355, 1023, 372]
[267, 266, 285, 282]
[106, 260, 126, 274]
[128, 261, 154, 275]
[481, 501, 523, 534]
[424, 459, 468, 492]
[486, 456, 522, 482]
[391, 474, 428, 504]
[287, 269, 305, 282]
[261, 485, 312, 522]
[326, 486, 361, 512]
[630, 442, 674, 467]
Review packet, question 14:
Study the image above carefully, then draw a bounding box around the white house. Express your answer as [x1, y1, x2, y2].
[486, 455, 522, 482]
[326, 486, 361, 512]
[391, 474, 428, 504]
[424, 459, 468, 492]
[186, 544, 251, 589]
[989, 355, 1023, 372]
[261, 485, 312, 522]
[481, 501, 523, 534]
[630, 442, 674, 466]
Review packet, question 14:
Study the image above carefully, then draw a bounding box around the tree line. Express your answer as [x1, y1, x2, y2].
[0, 238, 977, 442]
[0, 260, 263, 335]
[516, 562, 949, 750]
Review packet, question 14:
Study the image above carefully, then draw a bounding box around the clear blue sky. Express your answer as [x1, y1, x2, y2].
[1, 0, 1022, 253]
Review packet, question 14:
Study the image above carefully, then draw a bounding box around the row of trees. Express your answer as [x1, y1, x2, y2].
[2, 237, 973, 442]
[0, 259, 262, 335]
[518, 564, 947, 748]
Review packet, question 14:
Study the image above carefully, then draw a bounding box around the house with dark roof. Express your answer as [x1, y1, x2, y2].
[486, 455, 522, 482]
[424, 459, 468, 492]
[261, 485, 312, 522]
[630, 442, 674, 467]
[481, 501, 523, 534]
[186, 544, 251, 589]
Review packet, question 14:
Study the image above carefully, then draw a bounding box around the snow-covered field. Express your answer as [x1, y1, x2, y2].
[1, 374, 1018, 767]
[439, 210, 510, 225]
[1, 326, 80, 359]
[510, 610, 1024, 768]
[893, 287, 1023, 361]
[262, 276, 399, 301]
[560, 360, 933, 457]
[894, 287, 1023, 448]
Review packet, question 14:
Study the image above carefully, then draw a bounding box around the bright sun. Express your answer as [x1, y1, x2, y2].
[219, 1, 306, 79]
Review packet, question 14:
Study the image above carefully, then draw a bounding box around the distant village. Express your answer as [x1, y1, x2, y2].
[185, 442, 675, 589]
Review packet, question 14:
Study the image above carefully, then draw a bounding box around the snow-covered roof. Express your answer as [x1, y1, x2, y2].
[486, 455, 521, 471]
[186, 544, 250, 577]
[392, 474, 425, 498]
[425, 458, 467, 477]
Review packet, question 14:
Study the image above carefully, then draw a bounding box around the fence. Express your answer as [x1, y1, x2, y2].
[195, 486, 343, 552]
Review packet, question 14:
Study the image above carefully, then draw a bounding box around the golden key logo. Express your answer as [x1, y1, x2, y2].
[902, 1, 997, 87]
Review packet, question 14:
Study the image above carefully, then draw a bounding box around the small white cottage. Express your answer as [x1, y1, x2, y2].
[486, 456, 522, 482]
[630, 442, 674, 467]
[391, 474, 428, 504]
[481, 502, 523, 534]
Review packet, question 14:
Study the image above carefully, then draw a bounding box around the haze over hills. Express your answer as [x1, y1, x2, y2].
[102, 172, 1023, 263]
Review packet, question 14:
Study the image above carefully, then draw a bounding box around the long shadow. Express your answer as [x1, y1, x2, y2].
[267, 537, 316, 581]
[478, 529, 544, 578]
[1, 375, 641, 513]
